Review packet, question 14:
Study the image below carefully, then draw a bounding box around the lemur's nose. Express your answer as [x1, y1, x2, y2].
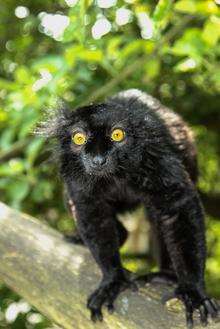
[92, 155, 106, 167]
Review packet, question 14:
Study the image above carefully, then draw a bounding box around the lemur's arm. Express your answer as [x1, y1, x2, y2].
[66, 181, 135, 321]
[61, 187, 85, 245]
[148, 157, 218, 327]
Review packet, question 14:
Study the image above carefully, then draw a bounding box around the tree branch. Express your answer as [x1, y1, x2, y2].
[0, 202, 219, 328]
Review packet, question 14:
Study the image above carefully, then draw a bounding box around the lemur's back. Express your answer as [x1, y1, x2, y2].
[110, 89, 198, 184]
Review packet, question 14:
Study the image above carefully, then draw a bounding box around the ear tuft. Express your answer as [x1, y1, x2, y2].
[34, 103, 71, 138]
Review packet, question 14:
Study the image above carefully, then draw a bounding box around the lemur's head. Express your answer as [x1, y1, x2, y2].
[37, 91, 161, 182]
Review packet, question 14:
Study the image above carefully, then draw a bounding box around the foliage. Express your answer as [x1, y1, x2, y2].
[0, 0, 220, 327]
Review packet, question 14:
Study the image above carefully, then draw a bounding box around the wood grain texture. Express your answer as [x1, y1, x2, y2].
[0, 201, 219, 329]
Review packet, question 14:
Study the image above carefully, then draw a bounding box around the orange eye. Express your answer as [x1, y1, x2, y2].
[72, 132, 87, 145]
[111, 128, 125, 142]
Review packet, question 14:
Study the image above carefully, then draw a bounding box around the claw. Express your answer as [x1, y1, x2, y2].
[91, 309, 103, 322]
[87, 275, 138, 322]
[104, 295, 115, 314]
[185, 300, 194, 329]
[107, 303, 114, 314]
[96, 311, 103, 322]
[186, 317, 193, 329]
[199, 305, 208, 327]
[210, 299, 220, 313]
[204, 299, 218, 318]
[162, 287, 219, 328]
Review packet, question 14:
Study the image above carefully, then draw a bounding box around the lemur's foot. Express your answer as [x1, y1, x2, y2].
[64, 232, 85, 246]
[163, 286, 219, 328]
[87, 272, 138, 322]
[137, 270, 177, 285]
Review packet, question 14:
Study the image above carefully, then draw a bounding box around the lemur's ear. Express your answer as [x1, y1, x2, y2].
[34, 104, 71, 138]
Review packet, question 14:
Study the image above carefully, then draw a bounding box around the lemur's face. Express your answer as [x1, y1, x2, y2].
[57, 104, 147, 179]
[70, 123, 126, 176]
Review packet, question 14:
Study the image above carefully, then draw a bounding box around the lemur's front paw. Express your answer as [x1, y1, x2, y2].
[164, 286, 219, 328]
[87, 273, 137, 322]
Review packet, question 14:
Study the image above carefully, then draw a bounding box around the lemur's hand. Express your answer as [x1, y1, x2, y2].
[87, 272, 137, 322]
[165, 286, 219, 328]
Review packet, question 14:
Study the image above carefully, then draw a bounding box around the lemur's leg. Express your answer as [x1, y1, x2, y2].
[141, 207, 177, 285]
[65, 198, 128, 248]
[148, 171, 219, 327]
[68, 193, 136, 321]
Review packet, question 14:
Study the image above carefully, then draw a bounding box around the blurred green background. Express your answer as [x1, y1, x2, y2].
[0, 0, 220, 327]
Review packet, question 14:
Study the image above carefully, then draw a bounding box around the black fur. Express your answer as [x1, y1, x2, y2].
[40, 89, 219, 327]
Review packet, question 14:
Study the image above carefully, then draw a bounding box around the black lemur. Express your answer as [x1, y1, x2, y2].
[41, 89, 219, 328]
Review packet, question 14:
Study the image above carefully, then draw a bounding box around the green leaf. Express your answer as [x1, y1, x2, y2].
[25, 138, 45, 166]
[171, 28, 207, 59]
[78, 49, 103, 62]
[0, 129, 16, 151]
[0, 78, 17, 91]
[174, 57, 198, 72]
[175, 0, 219, 15]
[202, 16, 220, 46]
[0, 160, 25, 177]
[32, 56, 67, 73]
[0, 109, 8, 123]
[7, 179, 30, 208]
[31, 181, 54, 202]
[14, 66, 31, 84]
[62, 4, 85, 44]
[62, 18, 80, 43]
[153, 0, 173, 23]
[65, 45, 103, 64]
[152, 0, 173, 33]
[144, 58, 161, 78]
[120, 40, 146, 59]
[64, 46, 77, 66]
[174, 0, 196, 13]
[106, 36, 123, 59]
[18, 108, 39, 139]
